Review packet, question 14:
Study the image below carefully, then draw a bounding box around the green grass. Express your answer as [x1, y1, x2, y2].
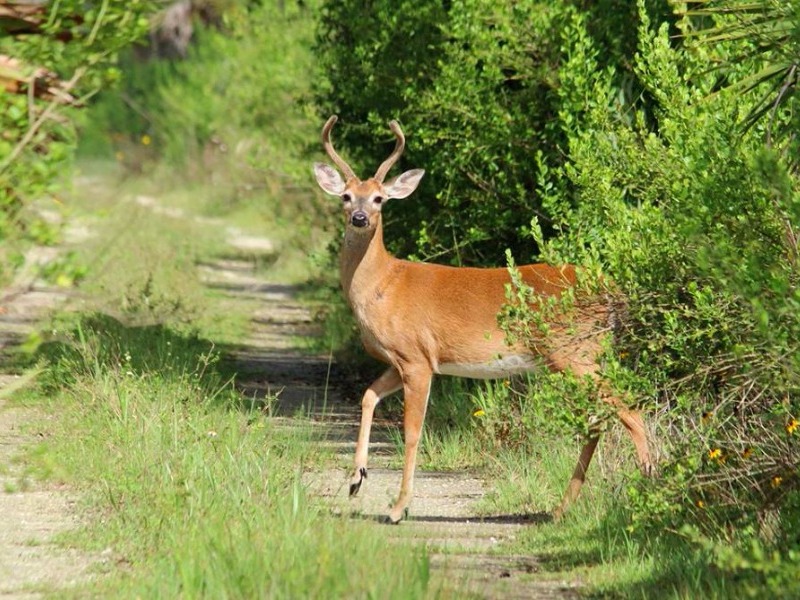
[415, 379, 757, 599]
[17, 317, 435, 598]
[499, 505, 742, 599]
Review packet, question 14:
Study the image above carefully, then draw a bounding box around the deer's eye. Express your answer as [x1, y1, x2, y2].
[373, 196, 384, 205]
[341, 193, 352, 203]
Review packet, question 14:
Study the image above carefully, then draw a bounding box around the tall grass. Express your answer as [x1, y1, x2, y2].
[27, 315, 435, 598]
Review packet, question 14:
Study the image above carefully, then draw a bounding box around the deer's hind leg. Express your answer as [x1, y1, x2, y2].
[553, 434, 600, 521]
[552, 392, 653, 520]
[547, 338, 653, 520]
[617, 407, 652, 476]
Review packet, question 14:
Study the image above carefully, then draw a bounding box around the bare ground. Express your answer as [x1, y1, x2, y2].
[0, 247, 99, 598]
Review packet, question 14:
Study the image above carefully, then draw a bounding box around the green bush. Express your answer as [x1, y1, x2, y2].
[317, 0, 799, 591]
[502, 1, 799, 590]
[314, 0, 672, 264]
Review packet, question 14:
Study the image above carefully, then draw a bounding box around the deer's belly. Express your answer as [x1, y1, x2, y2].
[437, 355, 539, 379]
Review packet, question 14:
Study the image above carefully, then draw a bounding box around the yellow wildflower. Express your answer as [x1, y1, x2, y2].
[771, 476, 783, 488]
[696, 500, 705, 509]
[472, 408, 485, 418]
[55, 273, 72, 288]
[141, 134, 152, 146]
[786, 418, 798, 435]
[708, 448, 722, 461]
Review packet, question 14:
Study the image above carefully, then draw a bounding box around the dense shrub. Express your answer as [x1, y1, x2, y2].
[315, 0, 672, 264]
[316, 0, 799, 591]
[500, 3, 800, 592]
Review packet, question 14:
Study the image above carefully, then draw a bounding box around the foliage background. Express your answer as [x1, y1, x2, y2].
[0, 0, 156, 284]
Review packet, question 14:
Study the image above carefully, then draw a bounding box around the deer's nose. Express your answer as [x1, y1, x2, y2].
[351, 211, 369, 228]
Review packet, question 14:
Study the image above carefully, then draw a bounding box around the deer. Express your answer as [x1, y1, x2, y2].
[313, 115, 652, 524]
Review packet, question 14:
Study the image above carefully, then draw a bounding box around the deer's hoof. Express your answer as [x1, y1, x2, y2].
[385, 507, 408, 525]
[349, 467, 367, 497]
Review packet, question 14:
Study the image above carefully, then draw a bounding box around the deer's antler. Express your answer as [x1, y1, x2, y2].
[322, 115, 357, 181]
[373, 120, 405, 183]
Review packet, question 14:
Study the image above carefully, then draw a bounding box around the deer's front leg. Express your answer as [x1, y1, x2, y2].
[387, 366, 433, 524]
[350, 367, 403, 497]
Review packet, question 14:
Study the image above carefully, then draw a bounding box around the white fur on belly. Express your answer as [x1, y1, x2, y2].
[437, 355, 539, 379]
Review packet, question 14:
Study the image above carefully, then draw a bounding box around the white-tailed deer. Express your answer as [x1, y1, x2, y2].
[314, 115, 652, 524]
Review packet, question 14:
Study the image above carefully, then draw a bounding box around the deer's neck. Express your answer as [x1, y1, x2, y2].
[340, 218, 393, 302]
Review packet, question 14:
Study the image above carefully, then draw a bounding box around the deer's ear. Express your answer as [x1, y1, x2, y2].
[314, 163, 346, 195]
[384, 169, 424, 199]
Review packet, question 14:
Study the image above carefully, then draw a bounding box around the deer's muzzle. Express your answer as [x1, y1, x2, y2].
[351, 211, 369, 228]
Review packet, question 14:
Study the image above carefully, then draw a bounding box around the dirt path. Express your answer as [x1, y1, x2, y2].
[201, 257, 582, 599]
[0, 213, 581, 598]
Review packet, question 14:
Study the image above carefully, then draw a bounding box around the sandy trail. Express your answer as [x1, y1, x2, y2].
[0, 217, 580, 598]
[0, 246, 100, 598]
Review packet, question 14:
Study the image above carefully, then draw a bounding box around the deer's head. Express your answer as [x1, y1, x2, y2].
[314, 116, 425, 233]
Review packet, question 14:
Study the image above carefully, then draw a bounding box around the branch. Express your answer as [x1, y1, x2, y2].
[0, 54, 80, 105]
[0, 65, 86, 174]
[0, 0, 79, 39]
